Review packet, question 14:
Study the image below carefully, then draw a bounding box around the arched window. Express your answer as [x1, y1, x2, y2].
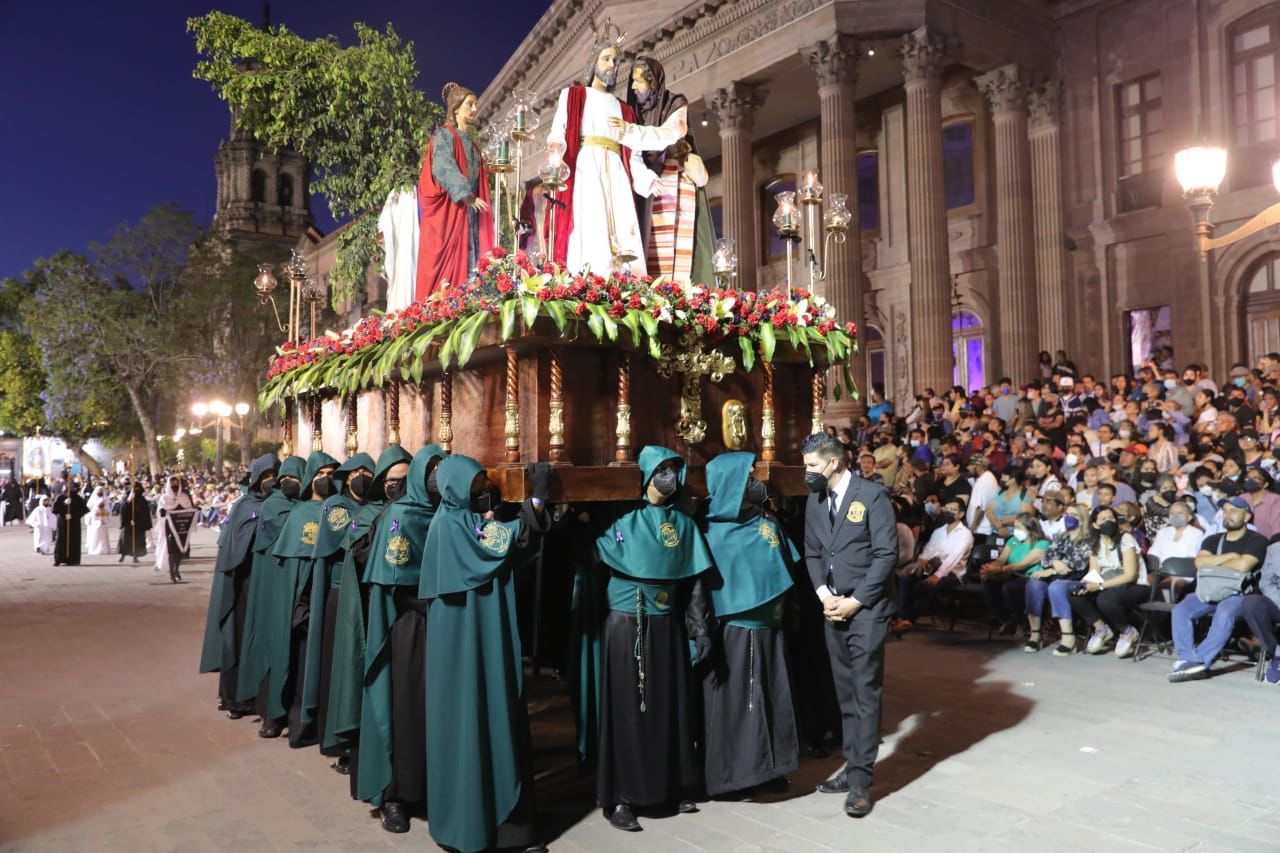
[864, 323, 885, 394]
[277, 173, 295, 208]
[952, 310, 985, 392]
[942, 119, 976, 210]
[856, 151, 879, 233]
[250, 169, 267, 204]
[1245, 253, 1280, 361]
[760, 173, 796, 263]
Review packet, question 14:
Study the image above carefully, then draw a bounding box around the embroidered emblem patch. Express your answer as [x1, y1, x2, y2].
[326, 506, 351, 532]
[846, 501, 866, 524]
[758, 521, 780, 548]
[772, 600, 785, 622]
[659, 521, 680, 548]
[479, 521, 512, 555]
[655, 590, 671, 609]
[385, 534, 410, 565]
[301, 521, 319, 545]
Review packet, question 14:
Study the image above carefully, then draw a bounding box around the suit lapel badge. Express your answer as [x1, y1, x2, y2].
[846, 500, 866, 524]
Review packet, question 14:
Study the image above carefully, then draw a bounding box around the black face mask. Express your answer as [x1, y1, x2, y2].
[348, 473, 372, 500]
[312, 476, 334, 498]
[651, 468, 680, 499]
[1094, 520, 1119, 538]
[1244, 479, 1266, 494]
[805, 459, 834, 494]
[744, 478, 768, 506]
[383, 479, 406, 503]
[472, 487, 499, 514]
[280, 479, 301, 499]
[426, 468, 440, 503]
[937, 510, 955, 525]
[1159, 488, 1178, 503]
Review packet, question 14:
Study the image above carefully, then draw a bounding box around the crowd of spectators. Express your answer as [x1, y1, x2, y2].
[827, 348, 1280, 684]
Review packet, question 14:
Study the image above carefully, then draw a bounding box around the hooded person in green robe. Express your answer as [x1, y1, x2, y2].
[235, 455, 305, 735]
[699, 451, 800, 797]
[303, 451, 374, 763]
[199, 453, 278, 718]
[267, 450, 339, 746]
[356, 444, 446, 833]
[588, 445, 715, 832]
[325, 445, 412, 790]
[420, 455, 553, 853]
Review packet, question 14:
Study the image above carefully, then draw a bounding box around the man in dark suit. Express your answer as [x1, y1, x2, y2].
[801, 431, 898, 817]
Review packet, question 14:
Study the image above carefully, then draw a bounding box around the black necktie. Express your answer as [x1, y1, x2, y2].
[828, 489, 838, 527]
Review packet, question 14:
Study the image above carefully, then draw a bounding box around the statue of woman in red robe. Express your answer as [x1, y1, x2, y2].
[415, 83, 494, 301]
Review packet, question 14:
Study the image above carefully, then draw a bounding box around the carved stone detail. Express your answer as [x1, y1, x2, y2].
[1028, 79, 1063, 130]
[976, 64, 1029, 116]
[899, 26, 949, 84]
[806, 33, 859, 90]
[709, 81, 763, 131]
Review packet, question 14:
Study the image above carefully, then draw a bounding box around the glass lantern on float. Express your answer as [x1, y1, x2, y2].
[712, 237, 738, 289]
[772, 191, 800, 294]
[508, 88, 540, 142]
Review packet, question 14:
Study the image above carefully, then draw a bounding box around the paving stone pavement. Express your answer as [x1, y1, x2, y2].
[2, 522, 1279, 852]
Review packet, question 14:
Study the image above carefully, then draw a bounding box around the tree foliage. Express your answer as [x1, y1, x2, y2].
[188, 12, 444, 306]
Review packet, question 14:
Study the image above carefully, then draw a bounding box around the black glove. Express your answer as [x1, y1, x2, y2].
[526, 462, 553, 502]
[692, 633, 713, 666]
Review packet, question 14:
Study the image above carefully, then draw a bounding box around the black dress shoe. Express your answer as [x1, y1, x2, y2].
[844, 786, 872, 818]
[520, 846, 548, 853]
[331, 754, 351, 775]
[258, 719, 283, 738]
[677, 799, 698, 814]
[380, 801, 409, 833]
[608, 804, 641, 832]
[816, 773, 850, 794]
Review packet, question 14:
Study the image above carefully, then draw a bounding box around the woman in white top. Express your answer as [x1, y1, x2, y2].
[1066, 506, 1145, 657]
[1148, 499, 1205, 563]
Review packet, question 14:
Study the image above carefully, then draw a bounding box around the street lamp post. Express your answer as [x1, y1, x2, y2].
[1175, 146, 1280, 370]
[190, 400, 250, 473]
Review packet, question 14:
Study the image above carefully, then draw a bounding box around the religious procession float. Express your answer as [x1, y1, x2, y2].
[252, 24, 860, 502]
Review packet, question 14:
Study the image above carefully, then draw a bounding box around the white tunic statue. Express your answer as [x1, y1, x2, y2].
[379, 187, 420, 312]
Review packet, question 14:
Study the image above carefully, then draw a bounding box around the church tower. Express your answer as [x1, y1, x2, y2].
[211, 3, 313, 245]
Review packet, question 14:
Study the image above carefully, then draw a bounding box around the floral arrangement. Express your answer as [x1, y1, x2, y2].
[258, 248, 859, 411]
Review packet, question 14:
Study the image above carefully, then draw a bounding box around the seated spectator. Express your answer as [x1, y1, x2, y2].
[1115, 501, 1147, 551]
[935, 453, 973, 510]
[1148, 499, 1206, 564]
[1094, 457, 1138, 506]
[1239, 429, 1265, 467]
[1074, 464, 1100, 508]
[1024, 504, 1092, 654]
[979, 512, 1050, 634]
[1095, 482, 1117, 510]
[1247, 537, 1280, 684]
[1039, 490, 1070, 539]
[985, 465, 1034, 548]
[892, 497, 973, 632]
[907, 428, 934, 467]
[856, 451, 884, 485]
[1067, 506, 1146, 657]
[1168, 497, 1269, 681]
[1242, 466, 1280, 539]
[1142, 474, 1179, 539]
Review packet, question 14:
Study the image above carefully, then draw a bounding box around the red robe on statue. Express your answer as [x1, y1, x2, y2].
[547, 85, 635, 267]
[416, 126, 494, 301]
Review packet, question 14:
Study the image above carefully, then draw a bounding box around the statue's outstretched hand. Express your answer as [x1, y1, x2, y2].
[471, 198, 490, 213]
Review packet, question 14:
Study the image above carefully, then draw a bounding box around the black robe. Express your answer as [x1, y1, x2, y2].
[118, 495, 152, 558]
[52, 492, 88, 565]
[2, 481, 21, 523]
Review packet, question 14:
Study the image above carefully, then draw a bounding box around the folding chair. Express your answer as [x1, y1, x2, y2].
[1133, 555, 1198, 663]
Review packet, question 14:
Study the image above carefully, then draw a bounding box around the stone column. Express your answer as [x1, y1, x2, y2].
[900, 26, 954, 396]
[1029, 80, 1069, 356]
[806, 34, 865, 419]
[710, 82, 763, 292]
[977, 64, 1038, 382]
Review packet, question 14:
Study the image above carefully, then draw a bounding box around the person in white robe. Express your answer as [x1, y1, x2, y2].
[379, 187, 419, 312]
[27, 496, 55, 555]
[545, 24, 684, 276]
[154, 477, 196, 580]
[85, 487, 112, 556]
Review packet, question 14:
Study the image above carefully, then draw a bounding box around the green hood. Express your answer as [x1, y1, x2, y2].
[368, 445, 413, 503]
[701, 452, 795, 617]
[301, 450, 340, 500]
[334, 452, 375, 484]
[253, 455, 305, 554]
[419, 454, 521, 598]
[705, 451, 753, 522]
[363, 444, 446, 587]
[596, 446, 712, 582]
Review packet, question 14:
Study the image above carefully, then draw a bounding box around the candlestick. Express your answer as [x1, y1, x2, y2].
[548, 347, 565, 463]
[438, 371, 453, 453]
[504, 346, 520, 464]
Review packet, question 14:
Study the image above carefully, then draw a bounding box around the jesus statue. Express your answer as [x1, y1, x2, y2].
[546, 20, 685, 275]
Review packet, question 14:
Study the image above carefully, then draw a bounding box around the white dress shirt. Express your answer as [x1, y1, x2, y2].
[815, 468, 853, 602]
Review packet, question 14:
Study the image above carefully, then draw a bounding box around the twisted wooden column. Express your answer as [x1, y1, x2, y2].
[438, 371, 453, 453]
[386, 373, 401, 446]
[282, 397, 294, 457]
[504, 346, 520, 464]
[311, 395, 323, 453]
[761, 354, 777, 462]
[811, 370, 826, 435]
[548, 348, 566, 463]
[345, 394, 359, 456]
[613, 353, 632, 464]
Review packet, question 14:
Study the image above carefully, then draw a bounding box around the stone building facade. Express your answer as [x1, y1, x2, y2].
[213, 115, 313, 247]
[476, 0, 1280, 417]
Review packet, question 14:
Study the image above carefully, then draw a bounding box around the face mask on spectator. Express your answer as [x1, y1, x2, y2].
[1244, 478, 1266, 493]
[910, 439, 921, 448]
[1164, 379, 1177, 390]
[1235, 377, 1248, 388]
[1168, 514, 1190, 528]
[1263, 458, 1278, 471]
[1063, 515, 1080, 531]
[1118, 429, 1132, 440]
[937, 509, 955, 525]
[1064, 453, 1079, 467]
[1159, 488, 1178, 503]
[1095, 520, 1118, 537]
[1011, 527, 1028, 542]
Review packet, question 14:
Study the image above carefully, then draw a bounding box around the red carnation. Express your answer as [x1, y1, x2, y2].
[496, 274, 513, 294]
[574, 302, 588, 316]
[490, 247, 506, 259]
[609, 302, 625, 318]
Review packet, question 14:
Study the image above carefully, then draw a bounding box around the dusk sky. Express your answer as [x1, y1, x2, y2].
[0, 1, 548, 281]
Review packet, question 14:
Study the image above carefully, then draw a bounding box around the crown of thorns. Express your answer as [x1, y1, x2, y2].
[592, 17, 627, 50]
